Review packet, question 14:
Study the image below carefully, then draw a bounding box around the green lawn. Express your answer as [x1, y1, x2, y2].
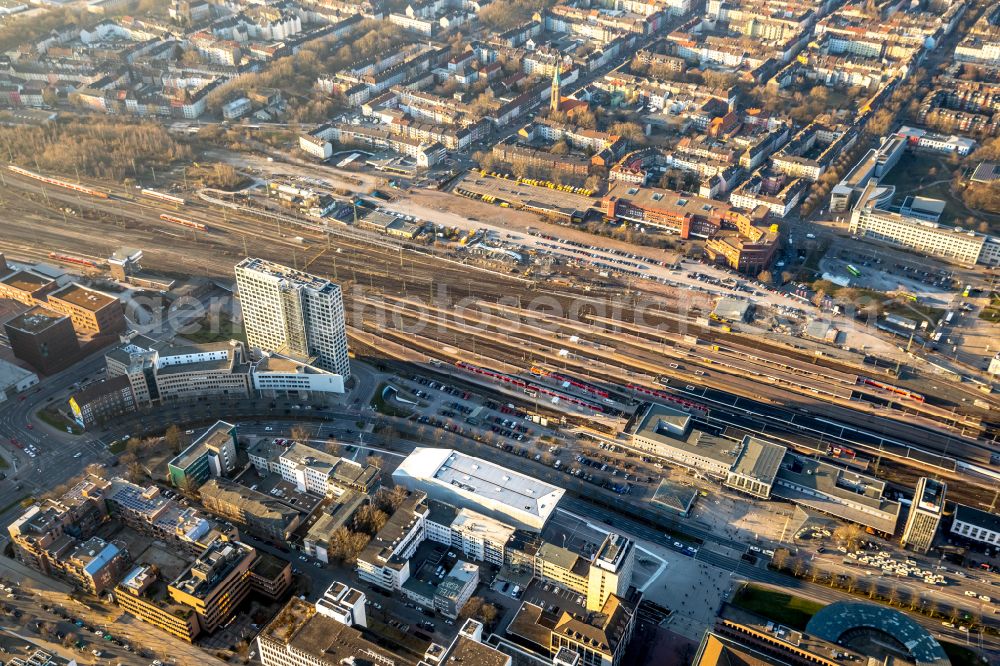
[180, 312, 246, 345]
[979, 294, 1000, 323]
[36, 407, 82, 435]
[371, 383, 413, 418]
[731, 585, 824, 630]
[878, 154, 961, 224]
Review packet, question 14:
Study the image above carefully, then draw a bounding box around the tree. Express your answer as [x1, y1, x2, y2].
[127, 461, 145, 484]
[290, 426, 311, 443]
[866, 109, 895, 137]
[550, 140, 571, 156]
[164, 425, 184, 455]
[353, 504, 389, 535]
[771, 548, 790, 571]
[833, 523, 865, 551]
[757, 270, 773, 285]
[866, 578, 879, 599]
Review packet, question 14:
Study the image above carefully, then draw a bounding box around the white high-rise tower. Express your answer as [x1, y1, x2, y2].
[235, 258, 350, 379]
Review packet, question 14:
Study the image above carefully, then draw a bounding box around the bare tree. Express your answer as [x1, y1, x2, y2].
[164, 425, 184, 455]
[833, 524, 864, 551]
[290, 425, 311, 443]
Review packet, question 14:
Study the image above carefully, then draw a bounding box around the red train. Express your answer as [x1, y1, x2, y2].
[457, 361, 606, 413]
[8, 165, 110, 199]
[626, 383, 708, 415]
[160, 213, 207, 231]
[530, 366, 612, 399]
[859, 377, 925, 403]
[48, 252, 99, 268]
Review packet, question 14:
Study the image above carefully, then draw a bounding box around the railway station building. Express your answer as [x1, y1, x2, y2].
[772, 453, 901, 535]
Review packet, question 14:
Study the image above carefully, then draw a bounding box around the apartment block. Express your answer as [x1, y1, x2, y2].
[356, 490, 428, 591]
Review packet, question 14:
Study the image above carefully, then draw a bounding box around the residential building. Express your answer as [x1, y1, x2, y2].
[235, 258, 350, 379]
[901, 477, 946, 554]
[950, 504, 1000, 547]
[167, 420, 238, 490]
[58, 536, 130, 595]
[392, 447, 565, 531]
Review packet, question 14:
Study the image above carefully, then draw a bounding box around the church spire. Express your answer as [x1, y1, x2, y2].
[550, 67, 561, 114]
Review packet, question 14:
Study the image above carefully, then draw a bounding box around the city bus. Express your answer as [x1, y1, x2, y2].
[846, 265, 862, 277]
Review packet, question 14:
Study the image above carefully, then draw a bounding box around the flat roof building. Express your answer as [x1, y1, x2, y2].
[901, 477, 946, 554]
[4, 306, 80, 374]
[392, 447, 565, 531]
[773, 453, 901, 534]
[950, 503, 1000, 547]
[235, 258, 350, 379]
[46, 283, 125, 337]
[724, 436, 787, 500]
[167, 421, 238, 490]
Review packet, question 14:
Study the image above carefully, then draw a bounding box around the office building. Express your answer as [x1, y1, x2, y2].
[535, 533, 635, 612]
[356, 490, 428, 591]
[950, 504, 1000, 547]
[276, 442, 380, 497]
[434, 560, 479, 619]
[849, 180, 995, 267]
[199, 478, 303, 544]
[168, 539, 256, 634]
[167, 421, 238, 489]
[315, 581, 367, 627]
[235, 258, 350, 380]
[45, 283, 126, 337]
[901, 477, 946, 554]
[257, 596, 510, 666]
[4, 307, 80, 374]
[114, 565, 202, 642]
[426, 503, 516, 566]
[115, 541, 290, 642]
[509, 594, 636, 666]
[0, 269, 59, 306]
[393, 447, 565, 531]
[69, 375, 137, 428]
